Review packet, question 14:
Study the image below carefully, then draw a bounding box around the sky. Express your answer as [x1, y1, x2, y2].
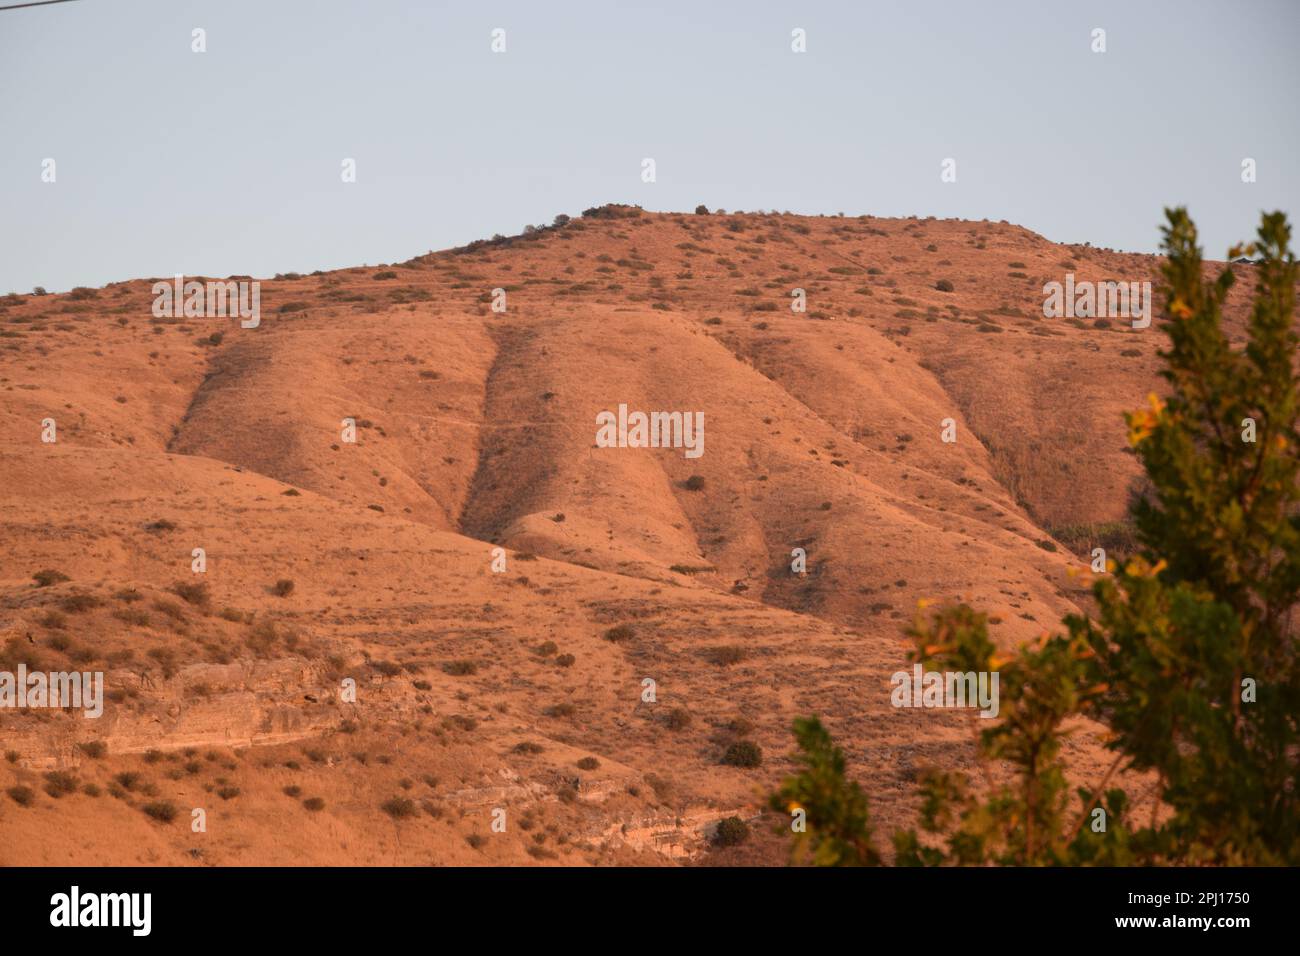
[1, 0, 1297, 294]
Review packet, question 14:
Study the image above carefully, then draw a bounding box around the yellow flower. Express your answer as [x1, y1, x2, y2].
[1127, 394, 1166, 446]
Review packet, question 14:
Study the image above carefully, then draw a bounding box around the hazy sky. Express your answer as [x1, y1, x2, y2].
[2, 0, 1297, 293]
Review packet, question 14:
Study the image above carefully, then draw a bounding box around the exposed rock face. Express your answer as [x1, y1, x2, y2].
[2, 659, 343, 769]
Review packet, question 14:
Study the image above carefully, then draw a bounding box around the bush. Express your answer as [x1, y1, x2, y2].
[721, 741, 763, 768]
[707, 645, 745, 666]
[665, 707, 692, 731]
[58, 593, 100, 613]
[271, 579, 295, 597]
[113, 772, 144, 791]
[683, 474, 706, 491]
[576, 756, 600, 771]
[303, 797, 325, 812]
[713, 816, 750, 847]
[7, 785, 35, 807]
[141, 801, 178, 823]
[32, 569, 69, 587]
[694, 205, 709, 215]
[380, 796, 417, 819]
[935, 279, 954, 292]
[43, 771, 78, 798]
[603, 624, 635, 643]
[171, 580, 210, 606]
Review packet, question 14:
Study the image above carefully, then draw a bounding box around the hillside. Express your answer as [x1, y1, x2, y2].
[0, 205, 1268, 865]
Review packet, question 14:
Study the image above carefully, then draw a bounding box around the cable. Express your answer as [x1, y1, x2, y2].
[0, 0, 83, 11]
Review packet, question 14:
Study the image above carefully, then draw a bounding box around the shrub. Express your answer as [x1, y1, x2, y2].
[683, 474, 706, 491]
[78, 741, 107, 759]
[380, 796, 417, 819]
[694, 205, 709, 215]
[935, 279, 954, 292]
[112, 607, 150, 627]
[442, 660, 477, 676]
[713, 816, 750, 847]
[271, 579, 295, 597]
[303, 797, 325, 812]
[113, 771, 143, 791]
[603, 624, 635, 643]
[707, 645, 745, 666]
[142, 801, 178, 822]
[43, 771, 78, 798]
[665, 707, 692, 731]
[171, 580, 210, 607]
[58, 593, 100, 613]
[7, 786, 35, 807]
[721, 741, 763, 768]
[32, 569, 69, 587]
[576, 756, 600, 771]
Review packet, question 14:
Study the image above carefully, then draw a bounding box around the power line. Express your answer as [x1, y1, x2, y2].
[0, 0, 83, 11]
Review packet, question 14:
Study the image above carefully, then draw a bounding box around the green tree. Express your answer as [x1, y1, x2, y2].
[774, 209, 1300, 865]
[769, 716, 882, 865]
